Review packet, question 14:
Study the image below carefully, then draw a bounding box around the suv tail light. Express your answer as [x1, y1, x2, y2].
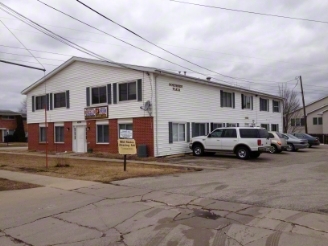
[257, 139, 262, 146]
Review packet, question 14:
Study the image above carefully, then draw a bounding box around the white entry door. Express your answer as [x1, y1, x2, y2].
[73, 126, 86, 153]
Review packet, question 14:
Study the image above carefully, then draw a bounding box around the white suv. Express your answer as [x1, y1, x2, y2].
[189, 127, 271, 160]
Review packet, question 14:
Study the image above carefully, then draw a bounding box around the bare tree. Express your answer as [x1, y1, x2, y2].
[19, 97, 27, 114]
[279, 84, 302, 133]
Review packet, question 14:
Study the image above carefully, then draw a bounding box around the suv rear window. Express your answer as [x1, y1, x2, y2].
[239, 129, 269, 138]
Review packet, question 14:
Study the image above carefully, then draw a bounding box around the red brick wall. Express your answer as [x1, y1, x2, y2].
[28, 123, 72, 152]
[28, 117, 154, 156]
[133, 117, 154, 157]
[0, 119, 17, 130]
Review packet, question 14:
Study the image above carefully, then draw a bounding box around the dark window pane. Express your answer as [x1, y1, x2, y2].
[260, 98, 268, 111]
[240, 129, 259, 138]
[119, 84, 128, 101]
[99, 86, 107, 103]
[259, 129, 269, 138]
[92, 88, 99, 104]
[318, 117, 323, 125]
[222, 129, 237, 138]
[222, 92, 232, 107]
[128, 82, 137, 100]
[97, 125, 109, 143]
[54, 93, 66, 108]
[211, 129, 223, 138]
[36, 95, 46, 110]
[55, 126, 64, 142]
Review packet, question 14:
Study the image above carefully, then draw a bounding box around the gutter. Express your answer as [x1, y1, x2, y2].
[154, 73, 159, 157]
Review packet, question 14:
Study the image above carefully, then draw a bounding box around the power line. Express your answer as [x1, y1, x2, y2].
[0, 51, 66, 61]
[74, 0, 292, 85]
[0, 19, 45, 70]
[169, 0, 328, 25]
[0, 59, 46, 71]
[0, 58, 56, 67]
[0, 44, 72, 56]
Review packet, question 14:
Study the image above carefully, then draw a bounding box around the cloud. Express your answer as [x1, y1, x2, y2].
[0, 0, 327, 111]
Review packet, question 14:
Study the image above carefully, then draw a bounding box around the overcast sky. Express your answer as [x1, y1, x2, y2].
[0, 0, 327, 111]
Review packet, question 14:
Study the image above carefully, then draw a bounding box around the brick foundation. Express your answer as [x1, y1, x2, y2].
[27, 117, 154, 156]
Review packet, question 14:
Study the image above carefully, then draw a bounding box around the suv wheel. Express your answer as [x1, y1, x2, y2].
[236, 146, 250, 160]
[193, 144, 204, 156]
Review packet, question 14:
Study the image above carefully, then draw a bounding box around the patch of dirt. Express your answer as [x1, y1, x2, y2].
[0, 153, 192, 183]
[0, 178, 40, 191]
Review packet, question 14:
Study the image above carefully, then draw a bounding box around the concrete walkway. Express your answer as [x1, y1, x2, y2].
[1, 170, 328, 246]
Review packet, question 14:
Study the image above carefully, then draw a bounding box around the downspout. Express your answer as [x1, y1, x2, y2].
[154, 73, 159, 157]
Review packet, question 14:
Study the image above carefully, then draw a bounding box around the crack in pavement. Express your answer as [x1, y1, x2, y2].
[2, 233, 34, 246]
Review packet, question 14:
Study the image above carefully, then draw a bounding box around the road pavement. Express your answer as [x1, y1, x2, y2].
[1, 168, 328, 246]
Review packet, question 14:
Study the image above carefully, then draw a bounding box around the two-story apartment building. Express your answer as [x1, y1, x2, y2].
[0, 110, 27, 142]
[22, 57, 283, 157]
[290, 95, 328, 143]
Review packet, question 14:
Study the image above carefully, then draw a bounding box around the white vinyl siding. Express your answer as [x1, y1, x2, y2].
[26, 61, 153, 123]
[155, 76, 283, 156]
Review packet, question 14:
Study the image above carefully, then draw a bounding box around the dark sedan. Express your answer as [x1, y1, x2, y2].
[292, 133, 320, 147]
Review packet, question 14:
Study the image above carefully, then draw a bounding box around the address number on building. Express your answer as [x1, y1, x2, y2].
[169, 83, 183, 92]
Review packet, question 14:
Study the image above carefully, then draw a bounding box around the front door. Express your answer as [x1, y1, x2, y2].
[73, 126, 86, 153]
[204, 129, 223, 150]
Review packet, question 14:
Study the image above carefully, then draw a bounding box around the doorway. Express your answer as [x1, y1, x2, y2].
[73, 125, 86, 153]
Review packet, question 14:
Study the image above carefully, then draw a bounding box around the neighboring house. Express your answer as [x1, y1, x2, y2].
[289, 95, 328, 143]
[21, 57, 283, 157]
[0, 110, 27, 142]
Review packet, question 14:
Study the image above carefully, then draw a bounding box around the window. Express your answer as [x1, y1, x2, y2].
[192, 123, 207, 137]
[273, 100, 280, 112]
[212, 123, 224, 130]
[221, 92, 233, 107]
[36, 95, 46, 110]
[261, 124, 269, 130]
[291, 118, 305, 127]
[260, 98, 269, 111]
[55, 126, 64, 143]
[54, 92, 66, 108]
[222, 129, 237, 138]
[92, 86, 107, 104]
[119, 82, 137, 102]
[226, 123, 238, 127]
[242, 95, 252, 109]
[268, 133, 275, 138]
[172, 123, 186, 142]
[1, 116, 15, 120]
[39, 127, 47, 142]
[97, 125, 109, 143]
[271, 124, 279, 131]
[210, 129, 224, 138]
[313, 117, 323, 125]
[239, 129, 268, 138]
[119, 124, 133, 139]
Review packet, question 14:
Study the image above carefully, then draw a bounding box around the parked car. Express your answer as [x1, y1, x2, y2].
[189, 127, 271, 160]
[281, 133, 308, 152]
[291, 133, 320, 147]
[268, 131, 288, 153]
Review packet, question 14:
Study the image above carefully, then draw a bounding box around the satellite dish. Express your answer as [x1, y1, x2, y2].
[140, 100, 151, 111]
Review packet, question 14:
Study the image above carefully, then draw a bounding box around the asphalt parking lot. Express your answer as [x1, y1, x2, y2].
[161, 145, 328, 170]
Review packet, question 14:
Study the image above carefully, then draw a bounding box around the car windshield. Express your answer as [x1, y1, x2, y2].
[302, 133, 314, 138]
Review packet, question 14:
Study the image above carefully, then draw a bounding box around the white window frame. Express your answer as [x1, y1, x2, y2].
[54, 126, 65, 143]
[118, 123, 133, 139]
[260, 124, 269, 130]
[221, 91, 233, 108]
[53, 92, 67, 109]
[35, 94, 46, 111]
[39, 126, 47, 143]
[242, 95, 252, 110]
[172, 123, 186, 142]
[271, 124, 279, 131]
[260, 98, 269, 112]
[273, 100, 280, 113]
[96, 123, 109, 144]
[91, 85, 107, 105]
[118, 81, 137, 102]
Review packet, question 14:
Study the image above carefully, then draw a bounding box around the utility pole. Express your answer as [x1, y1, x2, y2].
[299, 76, 308, 133]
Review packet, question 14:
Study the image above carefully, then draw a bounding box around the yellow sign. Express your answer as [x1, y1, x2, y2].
[118, 139, 137, 155]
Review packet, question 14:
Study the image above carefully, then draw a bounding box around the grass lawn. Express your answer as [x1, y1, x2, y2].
[0, 178, 40, 191]
[0, 153, 192, 183]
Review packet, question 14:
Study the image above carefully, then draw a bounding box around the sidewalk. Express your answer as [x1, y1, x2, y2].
[0, 150, 225, 170]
